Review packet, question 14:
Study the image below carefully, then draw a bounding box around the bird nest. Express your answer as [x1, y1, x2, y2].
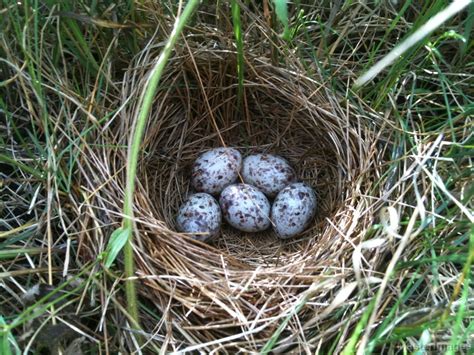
[78, 37, 388, 352]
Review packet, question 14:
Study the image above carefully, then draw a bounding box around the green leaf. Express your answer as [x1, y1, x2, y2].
[272, 0, 291, 41]
[104, 227, 130, 268]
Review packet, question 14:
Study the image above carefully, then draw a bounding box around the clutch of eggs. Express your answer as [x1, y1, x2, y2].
[177, 148, 317, 241]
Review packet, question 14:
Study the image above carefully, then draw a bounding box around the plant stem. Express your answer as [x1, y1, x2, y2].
[121, 0, 200, 328]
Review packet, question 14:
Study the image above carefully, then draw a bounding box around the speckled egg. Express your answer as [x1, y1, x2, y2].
[271, 183, 317, 239]
[241, 154, 296, 197]
[219, 184, 271, 232]
[176, 193, 222, 242]
[191, 148, 242, 195]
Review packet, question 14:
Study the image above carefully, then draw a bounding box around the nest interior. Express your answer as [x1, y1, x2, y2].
[87, 43, 385, 350]
[141, 56, 351, 266]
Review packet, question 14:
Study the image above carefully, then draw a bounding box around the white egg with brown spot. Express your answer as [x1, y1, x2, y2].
[271, 183, 316, 239]
[191, 148, 242, 195]
[242, 154, 296, 197]
[219, 184, 271, 232]
[176, 193, 222, 242]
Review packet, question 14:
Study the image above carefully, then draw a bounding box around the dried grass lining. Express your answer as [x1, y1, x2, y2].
[79, 40, 387, 351]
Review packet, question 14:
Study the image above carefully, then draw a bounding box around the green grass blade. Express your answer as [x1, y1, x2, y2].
[341, 299, 375, 355]
[446, 226, 474, 355]
[272, 0, 291, 40]
[115, 0, 201, 328]
[0, 153, 44, 180]
[461, 2, 474, 56]
[0, 315, 19, 355]
[7, 265, 94, 330]
[231, 0, 244, 106]
[366, 270, 426, 352]
[0, 248, 50, 260]
[354, 0, 472, 88]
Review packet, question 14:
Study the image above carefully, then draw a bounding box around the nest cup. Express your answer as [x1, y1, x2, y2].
[89, 42, 383, 351]
[141, 60, 349, 263]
